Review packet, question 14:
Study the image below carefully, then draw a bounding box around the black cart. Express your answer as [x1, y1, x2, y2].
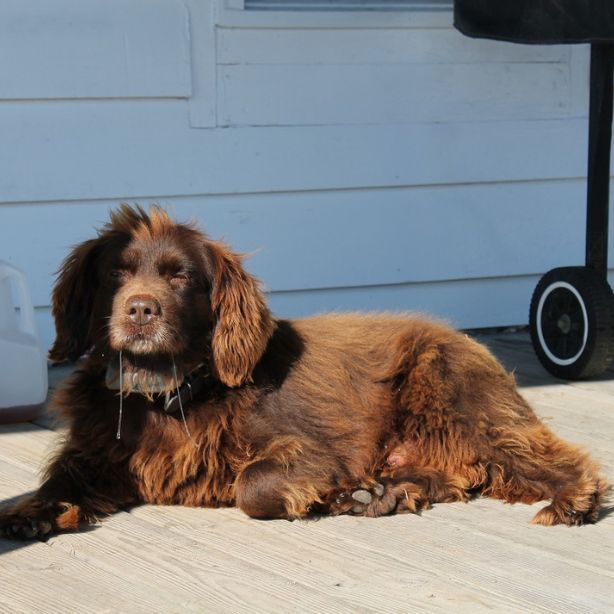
[455, 0, 614, 379]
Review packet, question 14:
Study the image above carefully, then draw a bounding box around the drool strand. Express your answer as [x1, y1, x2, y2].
[116, 349, 124, 440]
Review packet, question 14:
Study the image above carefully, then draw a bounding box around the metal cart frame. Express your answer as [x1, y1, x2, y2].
[455, 3, 614, 379]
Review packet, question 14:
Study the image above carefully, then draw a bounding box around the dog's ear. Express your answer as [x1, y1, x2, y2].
[205, 239, 274, 387]
[48, 238, 102, 363]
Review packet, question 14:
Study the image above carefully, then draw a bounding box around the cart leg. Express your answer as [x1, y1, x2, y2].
[586, 44, 614, 277]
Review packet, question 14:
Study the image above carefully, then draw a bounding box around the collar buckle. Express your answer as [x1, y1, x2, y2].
[164, 381, 193, 413]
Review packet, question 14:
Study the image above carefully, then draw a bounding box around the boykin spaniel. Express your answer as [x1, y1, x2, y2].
[0, 205, 607, 539]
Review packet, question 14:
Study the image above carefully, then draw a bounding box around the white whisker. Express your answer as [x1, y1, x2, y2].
[172, 356, 199, 450]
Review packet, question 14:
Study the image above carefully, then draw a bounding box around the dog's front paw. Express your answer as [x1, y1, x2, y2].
[0, 500, 81, 541]
[0, 514, 54, 541]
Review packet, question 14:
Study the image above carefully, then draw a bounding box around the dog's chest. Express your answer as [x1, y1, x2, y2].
[127, 410, 237, 507]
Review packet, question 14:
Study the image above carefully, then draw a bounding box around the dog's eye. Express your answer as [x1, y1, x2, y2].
[170, 272, 189, 285]
[109, 269, 127, 280]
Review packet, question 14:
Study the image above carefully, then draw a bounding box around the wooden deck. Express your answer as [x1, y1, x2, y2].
[1, 331, 613, 613]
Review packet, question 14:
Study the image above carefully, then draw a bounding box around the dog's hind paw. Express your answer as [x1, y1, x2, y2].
[330, 480, 429, 517]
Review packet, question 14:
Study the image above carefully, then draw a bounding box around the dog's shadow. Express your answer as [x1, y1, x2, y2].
[597, 504, 614, 521]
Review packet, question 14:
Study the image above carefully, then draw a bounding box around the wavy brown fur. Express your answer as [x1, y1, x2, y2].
[0, 205, 608, 539]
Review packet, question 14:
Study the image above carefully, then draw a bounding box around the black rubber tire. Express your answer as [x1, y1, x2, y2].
[529, 267, 614, 379]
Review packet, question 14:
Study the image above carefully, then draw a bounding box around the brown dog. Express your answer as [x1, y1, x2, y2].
[0, 205, 607, 539]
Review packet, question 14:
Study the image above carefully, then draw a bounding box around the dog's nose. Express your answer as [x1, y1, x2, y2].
[126, 296, 161, 326]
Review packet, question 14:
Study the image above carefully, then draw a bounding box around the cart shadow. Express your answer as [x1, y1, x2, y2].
[472, 330, 614, 387]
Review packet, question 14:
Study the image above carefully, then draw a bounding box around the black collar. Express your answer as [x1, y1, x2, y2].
[105, 361, 209, 414]
[162, 366, 209, 413]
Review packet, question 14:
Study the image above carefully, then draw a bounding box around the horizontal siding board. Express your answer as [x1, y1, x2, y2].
[244, 1, 452, 10]
[2, 180, 609, 307]
[218, 62, 570, 126]
[218, 28, 569, 66]
[0, 99, 594, 203]
[0, 0, 191, 100]
[217, 4, 452, 27]
[23, 277, 549, 350]
[268, 275, 540, 328]
[31, 272, 614, 351]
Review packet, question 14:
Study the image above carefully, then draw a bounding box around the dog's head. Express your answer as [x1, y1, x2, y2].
[49, 204, 274, 388]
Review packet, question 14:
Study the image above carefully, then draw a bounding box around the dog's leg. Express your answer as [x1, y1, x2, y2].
[530, 472, 609, 526]
[234, 457, 331, 519]
[0, 448, 135, 540]
[481, 422, 608, 526]
[234, 434, 349, 519]
[390, 334, 608, 526]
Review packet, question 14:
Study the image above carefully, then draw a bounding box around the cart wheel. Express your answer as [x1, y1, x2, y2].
[529, 267, 614, 379]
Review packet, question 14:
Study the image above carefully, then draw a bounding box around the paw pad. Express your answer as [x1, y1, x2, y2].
[351, 490, 373, 505]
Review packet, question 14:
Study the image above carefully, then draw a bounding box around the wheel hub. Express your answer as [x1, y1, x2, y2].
[557, 313, 572, 335]
[540, 286, 586, 361]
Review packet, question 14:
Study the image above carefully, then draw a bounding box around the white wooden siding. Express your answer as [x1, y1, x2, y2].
[0, 0, 610, 351]
[0, 0, 191, 100]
